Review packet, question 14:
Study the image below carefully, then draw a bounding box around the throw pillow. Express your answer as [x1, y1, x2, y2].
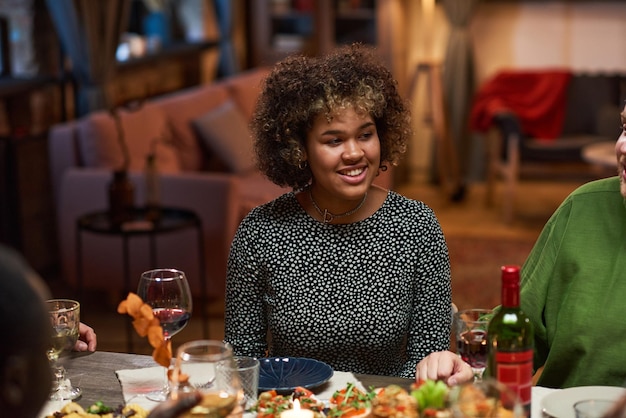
[154, 83, 231, 172]
[224, 67, 271, 120]
[78, 103, 181, 173]
[191, 100, 256, 174]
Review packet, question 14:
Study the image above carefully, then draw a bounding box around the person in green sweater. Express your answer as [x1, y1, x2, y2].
[418, 104, 626, 389]
[520, 103, 626, 388]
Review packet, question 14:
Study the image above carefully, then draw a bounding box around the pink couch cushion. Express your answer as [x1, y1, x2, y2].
[154, 83, 231, 171]
[77, 103, 181, 173]
[224, 67, 271, 120]
[192, 99, 256, 175]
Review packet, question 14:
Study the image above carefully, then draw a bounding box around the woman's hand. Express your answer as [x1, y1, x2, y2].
[416, 351, 474, 386]
[74, 322, 97, 352]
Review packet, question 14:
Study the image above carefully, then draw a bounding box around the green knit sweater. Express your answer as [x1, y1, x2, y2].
[521, 176, 626, 388]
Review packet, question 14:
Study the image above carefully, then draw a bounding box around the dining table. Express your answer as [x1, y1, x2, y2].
[41, 350, 557, 418]
[39, 351, 415, 417]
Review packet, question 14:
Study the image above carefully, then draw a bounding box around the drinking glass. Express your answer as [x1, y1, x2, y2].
[573, 400, 616, 418]
[454, 308, 493, 381]
[170, 340, 243, 418]
[137, 268, 193, 401]
[46, 299, 81, 400]
[227, 356, 260, 412]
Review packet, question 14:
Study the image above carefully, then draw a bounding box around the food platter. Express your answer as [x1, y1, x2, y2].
[541, 386, 626, 418]
[258, 357, 333, 394]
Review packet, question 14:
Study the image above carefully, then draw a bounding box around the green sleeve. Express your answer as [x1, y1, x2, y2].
[520, 199, 572, 372]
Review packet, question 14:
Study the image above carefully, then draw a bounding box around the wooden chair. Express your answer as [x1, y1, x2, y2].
[481, 73, 626, 223]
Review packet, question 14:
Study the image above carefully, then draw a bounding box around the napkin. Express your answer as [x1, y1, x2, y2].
[115, 366, 364, 411]
[116, 366, 167, 411]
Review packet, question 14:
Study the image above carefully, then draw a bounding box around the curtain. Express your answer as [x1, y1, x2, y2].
[46, 0, 130, 117]
[213, 0, 238, 77]
[441, 0, 481, 181]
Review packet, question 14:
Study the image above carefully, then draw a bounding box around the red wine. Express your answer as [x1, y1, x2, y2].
[487, 265, 533, 416]
[457, 329, 488, 369]
[153, 308, 191, 337]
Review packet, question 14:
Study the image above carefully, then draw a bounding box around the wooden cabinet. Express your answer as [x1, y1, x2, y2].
[248, 0, 379, 67]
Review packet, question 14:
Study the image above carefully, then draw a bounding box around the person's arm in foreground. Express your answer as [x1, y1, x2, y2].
[74, 322, 97, 352]
[148, 392, 202, 418]
[416, 351, 474, 386]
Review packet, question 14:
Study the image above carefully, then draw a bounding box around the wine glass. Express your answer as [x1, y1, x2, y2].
[454, 308, 493, 382]
[137, 268, 193, 401]
[46, 299, 82, 400]
[170, 340, 243, 418]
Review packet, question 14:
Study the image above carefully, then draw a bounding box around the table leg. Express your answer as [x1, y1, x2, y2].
[196, 220, 209, 338]
[75, 225, 83, 302]
[149, 233, 157, 268]
[122, 235, 133, 353]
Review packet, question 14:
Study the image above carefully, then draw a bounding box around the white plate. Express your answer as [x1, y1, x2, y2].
[541, 386, 626, 418]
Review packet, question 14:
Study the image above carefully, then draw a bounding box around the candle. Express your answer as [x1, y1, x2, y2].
[280, 399, 315, 418]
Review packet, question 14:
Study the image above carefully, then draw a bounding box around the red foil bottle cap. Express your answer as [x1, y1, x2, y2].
[501, 265, 520, 283]
[501, 265, 521, 307]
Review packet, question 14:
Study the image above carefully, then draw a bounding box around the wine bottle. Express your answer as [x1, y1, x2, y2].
[487, 265, 533, 416]
[108, 169, 134, 226]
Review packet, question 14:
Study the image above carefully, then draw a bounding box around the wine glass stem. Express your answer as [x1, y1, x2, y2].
[160, 337, 173, 392]
[52, 361, 65, 390]
[49, 358, 71, 400]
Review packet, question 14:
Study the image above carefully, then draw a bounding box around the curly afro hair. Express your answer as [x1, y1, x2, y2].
[251, 43, 411, 190]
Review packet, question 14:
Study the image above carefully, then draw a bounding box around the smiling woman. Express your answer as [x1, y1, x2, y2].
[223, 44, 466, 381]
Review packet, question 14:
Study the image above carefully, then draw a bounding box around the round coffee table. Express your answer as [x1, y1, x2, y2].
[582, 141, 616, 170]
[76, 206, 207, 351]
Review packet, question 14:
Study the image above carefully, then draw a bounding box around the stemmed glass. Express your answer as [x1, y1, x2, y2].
[170, 340, 243, 418]
[46, 299, 82, 400]
[137, 268, 193, 402]
[454, 308, 493, 382]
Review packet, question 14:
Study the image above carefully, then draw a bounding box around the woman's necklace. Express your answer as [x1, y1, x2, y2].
[309, 189, 368, 224]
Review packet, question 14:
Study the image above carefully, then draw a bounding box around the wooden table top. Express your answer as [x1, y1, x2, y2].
[63, 351, 414, 409]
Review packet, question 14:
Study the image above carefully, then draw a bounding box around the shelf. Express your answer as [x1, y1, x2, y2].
[249, 0, 379, 67]
[336, 9, 376, 20]
[116, 40, 219, 68]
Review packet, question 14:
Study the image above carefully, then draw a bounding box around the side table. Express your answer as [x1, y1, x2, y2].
[582, 141, 617, 176]
[76, 207, 208, 352]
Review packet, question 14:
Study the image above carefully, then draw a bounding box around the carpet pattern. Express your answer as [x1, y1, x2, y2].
[447, 235, 536, 311]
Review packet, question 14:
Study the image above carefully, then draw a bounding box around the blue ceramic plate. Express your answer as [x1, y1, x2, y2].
[258, 357, 334, 394]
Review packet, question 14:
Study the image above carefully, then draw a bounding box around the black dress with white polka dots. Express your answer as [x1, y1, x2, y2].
[224, 190, 452, 378]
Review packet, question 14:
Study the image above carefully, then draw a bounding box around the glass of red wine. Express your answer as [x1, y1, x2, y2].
[137, 268, 193, 401]
[454, 308, 493, 382]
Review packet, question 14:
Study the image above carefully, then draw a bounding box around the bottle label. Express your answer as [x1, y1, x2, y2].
[495, 349, 533, 407]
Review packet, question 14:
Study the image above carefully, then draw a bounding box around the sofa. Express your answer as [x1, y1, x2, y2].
[470, 70, 626, 222]
[49, 67, 393, 303]
[48, 67, 289, 303]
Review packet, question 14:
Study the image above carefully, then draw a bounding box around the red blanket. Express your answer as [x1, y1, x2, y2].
[469, 70, 572, 140]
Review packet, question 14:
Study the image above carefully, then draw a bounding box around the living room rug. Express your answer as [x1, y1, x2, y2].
[446, 235, 536, 311]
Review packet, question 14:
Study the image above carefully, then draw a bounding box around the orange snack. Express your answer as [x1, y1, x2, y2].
[117, 292, 172, 367]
